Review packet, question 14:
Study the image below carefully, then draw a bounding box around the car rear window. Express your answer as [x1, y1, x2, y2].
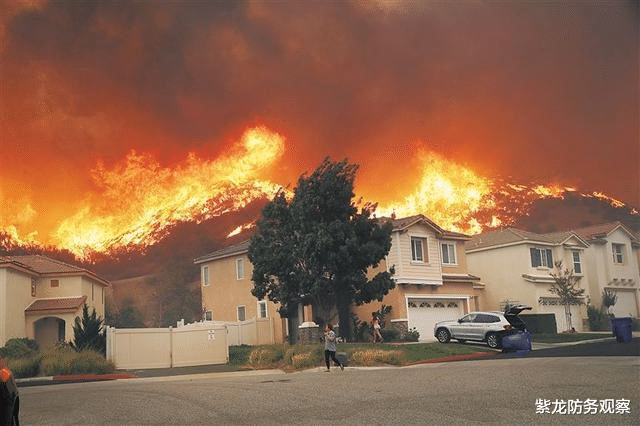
[474, 314, 501, 323]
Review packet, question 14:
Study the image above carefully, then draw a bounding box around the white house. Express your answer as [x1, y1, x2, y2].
[465, 228, 590, 332]
[571, 222, 640, 318]
[0, 255, 109, 348]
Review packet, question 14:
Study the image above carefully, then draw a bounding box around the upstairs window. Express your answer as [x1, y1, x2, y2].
[411, 237, 426, 262]
[236, 258, 245, 280]
[204, 310, 212, 321]
[441, 242, 456, 265]
[612, 243, 624, 264]
[50, 279, 59, 287]
[572, 250, 582, 274]
[31, 279, 36, 297]
[530, 247, 553, 268]
[202, 266, 210, 287]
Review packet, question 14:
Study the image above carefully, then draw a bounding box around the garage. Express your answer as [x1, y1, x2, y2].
[610, 290, 639, 318]
[407, 297, 465, 342]
[538, 299, 583, 333]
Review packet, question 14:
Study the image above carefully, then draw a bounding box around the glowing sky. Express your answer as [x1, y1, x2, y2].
[0, 0, 638, 246]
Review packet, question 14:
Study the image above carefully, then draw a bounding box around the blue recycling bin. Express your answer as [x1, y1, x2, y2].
[610, 317, 633, 343]
[502, 330, 532, 354]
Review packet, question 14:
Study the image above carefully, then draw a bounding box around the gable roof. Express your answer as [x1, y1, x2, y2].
[194, 240, 251, 264]
[466, 228, 588, 252]
[385, 214, 471, 240]
[0, 255, 109, 286]
[571, 221, 639, 243]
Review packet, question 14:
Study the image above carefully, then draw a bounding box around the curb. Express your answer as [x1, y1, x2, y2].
[17, 372, 137, 387]
[403, 351, 500, 366]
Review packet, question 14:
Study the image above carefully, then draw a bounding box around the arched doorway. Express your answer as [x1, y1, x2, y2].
[34, 317, 66, 348]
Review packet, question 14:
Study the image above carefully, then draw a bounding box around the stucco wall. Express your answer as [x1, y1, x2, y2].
[1, 269, 34, 346]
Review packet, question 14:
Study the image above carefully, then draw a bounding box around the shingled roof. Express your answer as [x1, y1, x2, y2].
[466, 228, 586, 252]
[194, 240, 251, 264]
[571, 222, 639, 242]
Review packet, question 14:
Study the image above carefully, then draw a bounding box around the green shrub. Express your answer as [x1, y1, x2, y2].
[40, 348, 115, 376]
[404, 327, 420, 342]
[7, 355, 41, 378]
[381, 328, 400, 342]
[587, 305, 610, 331]
[0, 338, 39, 359]
[228, 345, 252, 366]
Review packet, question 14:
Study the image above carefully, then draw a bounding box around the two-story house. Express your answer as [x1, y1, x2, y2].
[571, 222, 640, 318]
[351, 215, 484, 341]
[194, 241, 289, 345]
[0, 255, 110, 348]
[196, 214, 484, 343]
[465, 228, 592, 332]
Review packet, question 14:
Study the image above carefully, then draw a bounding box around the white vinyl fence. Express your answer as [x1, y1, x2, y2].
[106, 323, 228, 370]
[211, 317, 276, 346]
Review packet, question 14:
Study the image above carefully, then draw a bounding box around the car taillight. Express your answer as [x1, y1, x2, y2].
[504, 325, 512, 330]
[0, 368, 12, 383]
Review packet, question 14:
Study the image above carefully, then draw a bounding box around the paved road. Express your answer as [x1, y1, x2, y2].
[18, 355, 639, 425]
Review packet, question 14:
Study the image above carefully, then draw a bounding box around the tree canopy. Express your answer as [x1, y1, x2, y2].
[549, 260, 586, 331]
[248, 158, 395, 341]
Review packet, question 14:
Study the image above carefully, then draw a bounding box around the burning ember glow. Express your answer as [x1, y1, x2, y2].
[1, 128, 636, 258]
[51, 127, 285, 256]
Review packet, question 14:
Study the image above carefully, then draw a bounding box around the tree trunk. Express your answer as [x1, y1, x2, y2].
[336, 299, 352, 342]
[286, 303, 300, 345]
[564, 304, 572, 331]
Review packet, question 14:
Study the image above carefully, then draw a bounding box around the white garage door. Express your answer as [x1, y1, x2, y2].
[540, 304, 582, 333]
[611, 290, 638, 318]
[407, 298, 465, 342]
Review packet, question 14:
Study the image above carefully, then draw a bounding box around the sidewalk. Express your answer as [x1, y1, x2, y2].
[15, 333, 638, 387]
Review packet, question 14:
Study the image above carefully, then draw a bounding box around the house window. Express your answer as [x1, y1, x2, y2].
[530, 247, 553, 268]
[236, 258, 244, 280]
[572, 250, 582, 274]
[612, 243, 624, 264]
[92, 284, 94, 301]
[237, 305, 246, 322]
[441, 242, 456, 265]
[258, 301, 268, 319]
[50, 279, 59, 287]
[411, 237, 426, 262]
[31, 279, 36, 297]
[204, 310, 212, 321]
[202, 266, 210, 287]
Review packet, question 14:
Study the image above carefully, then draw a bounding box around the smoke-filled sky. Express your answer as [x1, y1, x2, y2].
[0, 0, 638, 246]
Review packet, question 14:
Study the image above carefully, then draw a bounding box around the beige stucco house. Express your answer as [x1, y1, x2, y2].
[0, 255, 109, 348]
[571, 222, 640, 318]
[194, 242, 288, 345]
[352, 215, 484, 341]
[466, 228, 594, 332]
[196, 214, 484, 343]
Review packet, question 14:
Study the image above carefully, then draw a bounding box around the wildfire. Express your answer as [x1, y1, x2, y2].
[51, 127, 285, 256]
[1, 128, 637, 257]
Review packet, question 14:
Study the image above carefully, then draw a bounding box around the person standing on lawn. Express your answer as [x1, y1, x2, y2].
[372, 312, 383, 343]
[323, 323, 344, 372]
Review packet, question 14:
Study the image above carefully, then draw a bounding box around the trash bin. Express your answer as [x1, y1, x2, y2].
[502, 330, 532, 354]
[336, 352, 348, 366]
[610, 317, 633, 344]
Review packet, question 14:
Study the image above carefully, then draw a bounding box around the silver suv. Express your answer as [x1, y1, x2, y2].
[434, 311, 509, 349]
[434, 306, 532, 349]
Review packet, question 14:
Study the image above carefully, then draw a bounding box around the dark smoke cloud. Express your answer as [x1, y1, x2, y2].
[0, 0, 638, 229]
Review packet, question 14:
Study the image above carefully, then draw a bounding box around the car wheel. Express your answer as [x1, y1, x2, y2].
[486, 333, 501, 349]
[436, 328, 451, 343]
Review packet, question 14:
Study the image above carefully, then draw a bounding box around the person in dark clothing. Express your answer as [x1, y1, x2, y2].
[323, 323, 344, 372]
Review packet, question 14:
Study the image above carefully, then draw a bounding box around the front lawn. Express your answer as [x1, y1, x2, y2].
[231, 342, 493, 371]
[532, 333, 612, 343]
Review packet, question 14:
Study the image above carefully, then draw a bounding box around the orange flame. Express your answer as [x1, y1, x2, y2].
[51, 127, 284, 256]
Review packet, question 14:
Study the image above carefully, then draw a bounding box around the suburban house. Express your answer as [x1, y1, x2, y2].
[195, 214, 484, 343]
[0, 255, 110, 348]
[571, 222, 640, 318]
[194, 241, 288, 345]
[351, 214, 484, 341]
[465, 223, 639, 333]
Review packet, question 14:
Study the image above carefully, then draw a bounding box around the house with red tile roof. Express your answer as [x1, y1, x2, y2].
[0, 255, 109, 348]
